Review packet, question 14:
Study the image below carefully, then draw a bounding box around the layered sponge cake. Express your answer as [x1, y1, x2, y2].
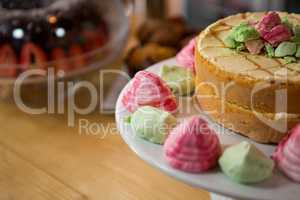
[195, 12, 300, 143]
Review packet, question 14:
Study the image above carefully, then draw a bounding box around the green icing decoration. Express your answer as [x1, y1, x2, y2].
[129, 106, 177, 144]
[294, 25, 300, 36]
[284, 56, 297, 64]
[219, 141, 274, 184]
[291, 36, 300, 45]
[161, 65, 195, 96]
[232, 23, 260, 42]
[265, 43, 275, 57]
[296, 46, 300, 58]
[236, 42, 246, 52]
[282, 16, 293, 31]
[224, 35, 237, 49]
[224, 19, 300, 61]
[292, 25, 300, 45]
[275, 42, 297, 57]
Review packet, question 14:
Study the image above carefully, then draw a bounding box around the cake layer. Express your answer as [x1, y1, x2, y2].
[195, 45, 300, 114]
[196, 83, 300, 143]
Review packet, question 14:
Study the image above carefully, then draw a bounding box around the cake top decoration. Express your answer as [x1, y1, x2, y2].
[225, 11, 300, 63]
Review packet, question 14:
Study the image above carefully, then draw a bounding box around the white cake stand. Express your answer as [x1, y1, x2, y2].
[115, 58, 299, 200]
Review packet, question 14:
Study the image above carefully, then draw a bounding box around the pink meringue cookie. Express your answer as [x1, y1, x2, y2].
[272, 124, 300, 182]
[176, 38, 196, 73]
[164, 116, 222, 173]
[122, 71, 178, 113]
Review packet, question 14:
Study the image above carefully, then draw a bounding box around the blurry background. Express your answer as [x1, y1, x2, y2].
[186, 0, 287, 28]
[135, 0, 300, 28]
[126, 0, 300, 76]
[2, 2, 299, 200]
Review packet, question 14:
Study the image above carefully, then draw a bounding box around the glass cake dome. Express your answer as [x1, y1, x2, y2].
[0, 0, 130, 84]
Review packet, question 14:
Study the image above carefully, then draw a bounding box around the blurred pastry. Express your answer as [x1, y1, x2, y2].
[137, 17, 186, 47]
[126, 43, 176, 77]
[125, 17, 199, 77]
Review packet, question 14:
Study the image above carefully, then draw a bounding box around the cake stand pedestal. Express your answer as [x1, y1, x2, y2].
[115, 58, 299, 200]
[210, 193, 235, 200]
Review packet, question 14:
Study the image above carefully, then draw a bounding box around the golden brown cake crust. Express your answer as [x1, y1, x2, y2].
[195, 12, 300, 143]
[195, 81, 300, 143]
[196, 47, 300, 114]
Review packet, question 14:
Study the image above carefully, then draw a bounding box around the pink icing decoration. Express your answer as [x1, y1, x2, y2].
[272, 124, 300, 182]
[255, 12, 292, 46]
[163, 116, 222, 173]
[263, 25, 292, 46]
[122, 71, 178, 113]
[256, 11, 282, 37]
[245, 39, 264, 54]
[176, 38, 196, 73]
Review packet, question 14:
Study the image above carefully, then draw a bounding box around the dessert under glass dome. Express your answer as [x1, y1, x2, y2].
[0, 0, 130, 83]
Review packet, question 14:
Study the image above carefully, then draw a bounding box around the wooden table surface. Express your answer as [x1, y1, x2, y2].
[0, 101, 210, 200]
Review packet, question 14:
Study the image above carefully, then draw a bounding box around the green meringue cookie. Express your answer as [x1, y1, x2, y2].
[265, 43, 275, 57]
[284, 56, 297, 64]
[224, 35, 237, 49]
[161, 65, 195, 96]
[294, 25, 300, 36]
[127, 106, 177, 144]
[275, 42, 297, 57]
[232, 22, 260, 43]
[282, 16, 293, 31]
[292, 25, 300, 45]
[236, 42, 246, 52]
[219, 141, 274, 184]
[296, 45, 300, 58]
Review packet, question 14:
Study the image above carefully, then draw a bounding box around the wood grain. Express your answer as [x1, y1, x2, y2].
[0, 143, 86, 200]
[0, 103, 210, 200]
